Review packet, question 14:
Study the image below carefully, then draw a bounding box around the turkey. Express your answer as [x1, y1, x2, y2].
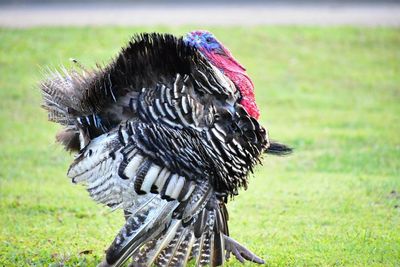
[41, 30, 291, 267]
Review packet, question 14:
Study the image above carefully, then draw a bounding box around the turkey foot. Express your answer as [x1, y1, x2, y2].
[224, 235, 265, 264]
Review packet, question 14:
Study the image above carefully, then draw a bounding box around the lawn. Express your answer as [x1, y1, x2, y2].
[0, 26, 399, 266]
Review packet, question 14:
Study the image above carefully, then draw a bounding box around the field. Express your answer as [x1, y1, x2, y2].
[0, 26, 399, 266]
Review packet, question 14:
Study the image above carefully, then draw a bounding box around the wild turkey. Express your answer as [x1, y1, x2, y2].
[41, 30, 291, 266]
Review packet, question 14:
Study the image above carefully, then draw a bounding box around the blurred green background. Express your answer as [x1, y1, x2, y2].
[0, 26, 399, 266]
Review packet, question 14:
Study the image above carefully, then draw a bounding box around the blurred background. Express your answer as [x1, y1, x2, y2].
[1, 0, 400, 27]
[0, 0, 399, 266]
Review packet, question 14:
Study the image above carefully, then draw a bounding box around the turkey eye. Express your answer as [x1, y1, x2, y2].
[206, 37, 212, 43]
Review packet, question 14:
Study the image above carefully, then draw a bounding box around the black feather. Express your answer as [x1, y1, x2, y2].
[266, 141, 293, 156]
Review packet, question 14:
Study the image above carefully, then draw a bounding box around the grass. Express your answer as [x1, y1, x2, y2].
[0, 26, 399, 266]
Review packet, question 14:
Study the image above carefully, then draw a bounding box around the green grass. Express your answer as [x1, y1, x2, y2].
[0, 26, 399, 266]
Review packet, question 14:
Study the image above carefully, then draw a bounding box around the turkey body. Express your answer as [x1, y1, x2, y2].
[41, 33, 283, 266]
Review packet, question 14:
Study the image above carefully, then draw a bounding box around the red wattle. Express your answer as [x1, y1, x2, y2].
[226, 73, 260, 119]
[203, 51, 260, 119]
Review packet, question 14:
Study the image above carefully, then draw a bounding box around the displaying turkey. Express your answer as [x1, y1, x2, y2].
[41, 30, 291, 267]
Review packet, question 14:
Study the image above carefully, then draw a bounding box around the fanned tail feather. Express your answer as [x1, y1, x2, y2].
[41, 67, 96, 125]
